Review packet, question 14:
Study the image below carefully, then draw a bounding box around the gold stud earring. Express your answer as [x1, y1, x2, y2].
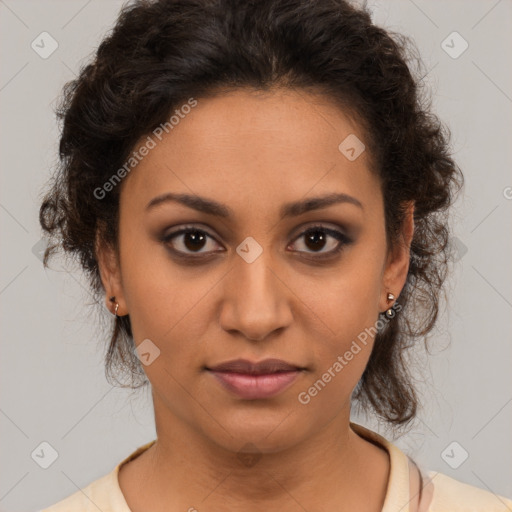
[385, 292, 395, 318]
[109, 296, 119, 318]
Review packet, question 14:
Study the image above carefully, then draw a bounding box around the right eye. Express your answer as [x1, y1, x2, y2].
[161, 226, 224, 257]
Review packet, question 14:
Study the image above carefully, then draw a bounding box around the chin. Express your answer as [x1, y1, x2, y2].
[199, 406, 309, 455]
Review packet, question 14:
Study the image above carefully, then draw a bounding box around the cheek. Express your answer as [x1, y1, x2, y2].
[119, 240, 221, 375]
[295, 258, 383, 393]
[297, 296, 378, 411]
[117, 215, 189, 337]
[300, 262, 382, 343]
[123, 262, 211, 342]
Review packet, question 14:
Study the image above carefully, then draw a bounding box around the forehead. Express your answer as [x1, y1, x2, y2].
[120, 88, 379, 220]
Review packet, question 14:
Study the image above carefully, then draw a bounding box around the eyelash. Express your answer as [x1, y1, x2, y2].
[160, 224, 353, 262]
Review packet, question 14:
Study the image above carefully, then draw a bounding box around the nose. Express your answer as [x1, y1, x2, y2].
[219, 249, 293, 342]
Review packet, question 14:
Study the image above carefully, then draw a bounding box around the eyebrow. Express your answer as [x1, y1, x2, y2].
[145, 191, 363, 218]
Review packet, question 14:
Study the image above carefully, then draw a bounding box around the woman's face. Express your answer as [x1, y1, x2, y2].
[98, 88, 413, 453]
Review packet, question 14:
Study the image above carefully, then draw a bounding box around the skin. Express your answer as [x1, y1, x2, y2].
[96, 87, 415, 512]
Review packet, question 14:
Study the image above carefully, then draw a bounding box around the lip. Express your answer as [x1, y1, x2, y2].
[207, 358, 304, 374]
[205, 358, 305, 400]
[208, 370, 302, 399]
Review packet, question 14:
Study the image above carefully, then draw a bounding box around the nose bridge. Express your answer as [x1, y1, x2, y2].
[219, 238, 291, 340]
[235, 241, 276, 298]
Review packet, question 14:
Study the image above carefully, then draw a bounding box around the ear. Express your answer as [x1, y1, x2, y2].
[95, 228, 127, 316]
[379, 201, 415, 312]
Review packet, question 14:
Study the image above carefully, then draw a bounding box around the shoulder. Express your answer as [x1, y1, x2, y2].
[37, 440, 155, 512]
[38, 468, 129, 512]
[425, 470, 512, 511]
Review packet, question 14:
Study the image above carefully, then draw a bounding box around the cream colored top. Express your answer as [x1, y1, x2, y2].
[38, 423, 512, 511]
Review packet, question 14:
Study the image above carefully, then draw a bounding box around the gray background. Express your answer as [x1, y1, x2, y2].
[1, 0, 511, 510]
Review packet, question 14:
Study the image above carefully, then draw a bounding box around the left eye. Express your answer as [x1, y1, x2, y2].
[161, 225, 350, 258]
[289, 226, 349, 256]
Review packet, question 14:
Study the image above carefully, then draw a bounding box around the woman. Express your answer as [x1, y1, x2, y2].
[37, 0, 512, 510]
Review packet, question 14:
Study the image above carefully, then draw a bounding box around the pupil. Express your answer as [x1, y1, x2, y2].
[305, 230, 326, 251]
[184, 231, 206, 251]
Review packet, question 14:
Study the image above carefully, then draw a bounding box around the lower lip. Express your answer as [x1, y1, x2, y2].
[208, 370, 301, 399]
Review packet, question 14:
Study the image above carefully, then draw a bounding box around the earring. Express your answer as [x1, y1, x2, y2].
[385, 292, 395, 318]
[109, 296, 119, 318]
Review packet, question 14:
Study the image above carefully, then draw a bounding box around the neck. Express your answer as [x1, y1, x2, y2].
[125, 394, 390, 512]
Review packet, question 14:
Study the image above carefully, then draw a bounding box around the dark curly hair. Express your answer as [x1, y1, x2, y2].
[38, 0, 464, 427]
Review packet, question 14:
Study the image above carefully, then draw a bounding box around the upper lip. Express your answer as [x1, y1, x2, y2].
[207, 358, 303, 374]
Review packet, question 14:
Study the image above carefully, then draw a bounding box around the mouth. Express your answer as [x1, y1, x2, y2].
[205, 358, 306, 400]
[206, 358, 305, 374]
